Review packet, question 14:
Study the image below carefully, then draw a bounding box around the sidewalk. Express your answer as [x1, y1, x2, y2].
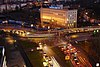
[5, 36, 26, 67]
[7, 46, 26, 67]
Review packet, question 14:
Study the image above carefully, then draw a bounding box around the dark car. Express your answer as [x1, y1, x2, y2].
[75, 60, 80, 65]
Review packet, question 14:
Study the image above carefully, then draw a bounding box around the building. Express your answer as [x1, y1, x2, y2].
[40, 8, 77, 28]
[0, 0, 33, 4]
[0, 0, 4, 4]
[0, 46, 7, 67]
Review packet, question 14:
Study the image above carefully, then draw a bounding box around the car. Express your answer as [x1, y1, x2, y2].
[45, 56, 51, 62]
[50, 64, 53, 67]
[43, 52, 47, 56]
[75, 60, 80, 65]
[48, 59, 52, 65]
[73, 57, 77, 61]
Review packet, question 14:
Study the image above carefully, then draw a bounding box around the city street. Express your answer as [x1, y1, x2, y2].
[0, 0, 100, 67]
[4, 35, 26, 67]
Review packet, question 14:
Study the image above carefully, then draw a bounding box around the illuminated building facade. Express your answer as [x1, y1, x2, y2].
[40, 8, 77, 28]
[0, 0, 33, 4]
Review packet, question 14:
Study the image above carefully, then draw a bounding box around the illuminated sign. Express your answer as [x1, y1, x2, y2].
[49, 6, 61, 9]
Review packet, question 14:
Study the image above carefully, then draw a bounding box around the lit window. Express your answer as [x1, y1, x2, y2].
[70, 15, 72, 17]
[67, 19, 69, 21]
[70, 24, 72, 26]
[74, 21, 76, 22]
[68, 24, 69, 26]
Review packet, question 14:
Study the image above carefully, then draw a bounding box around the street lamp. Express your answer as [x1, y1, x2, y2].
[48, 26, 50, 30]
[48, 26, 50, 35]
[96, 63, 99, 67]
[42, 25, 45, 28]
[85, 12, 88, 15]
[31, 24, 33, 27]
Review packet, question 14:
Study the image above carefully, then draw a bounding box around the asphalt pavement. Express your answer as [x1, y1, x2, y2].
[5, 35, 26, 67]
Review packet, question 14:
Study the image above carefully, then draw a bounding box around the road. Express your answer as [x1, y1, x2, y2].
[13, 35, 33, 67]
[72, 40, 98, 67]
[43, 45, 68, 67]
[39, 32, 93, 67]
[65, 32, 98, 67]
[51, 56, 61, 67]
[65, 32, 92, 42]
[4, 35, 26, 67]
[1, 25, 99, 67]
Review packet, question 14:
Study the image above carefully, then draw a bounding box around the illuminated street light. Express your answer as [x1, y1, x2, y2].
[68, 44, 72, 46]
[43, 26, 45, 28]
[71, 49, 73, 51]
[26, 32, 30, 35]
[22, 33, 25, 36]
[39, 42, 42, 45]
[51, 19, 54, 22]
[2, 20, 8, 24]
[97, 30, 99, 32]
[43, 61, 48, 66]
[31, 24, 33, 27]
[98, 24, 100, 26]
[31, 49, 34, 52]
[22, 22, 24, 26]
[23, 65, 26, 67]
[85, 12, 88, 15]
[48, 26, 50, 29]
[96, 63, 99, 67]
[14, 40, 16, 42]
[67, 19, 69, 21]
[74, 21, 76, 22]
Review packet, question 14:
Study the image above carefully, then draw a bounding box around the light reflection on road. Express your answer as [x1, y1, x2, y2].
[43, 45, 61, 67]
[51, 56, 61, 67]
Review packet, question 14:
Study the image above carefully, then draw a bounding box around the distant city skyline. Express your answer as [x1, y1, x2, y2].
[0, 0, 100, 4]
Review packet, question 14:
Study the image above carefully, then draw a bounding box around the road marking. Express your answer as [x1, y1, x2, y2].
[51, 56, 61, 67]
